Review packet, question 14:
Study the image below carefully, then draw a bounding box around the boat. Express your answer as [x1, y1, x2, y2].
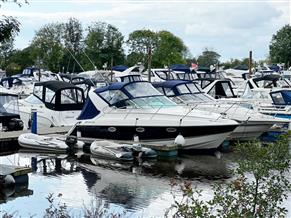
[90, 140, 134, 161]
[153, 80, 288, 141]
[67, 81, 239, 150]
[18, 133, 84, 151]
[5, 80, 85, 129]
[0, 86, 24, 131]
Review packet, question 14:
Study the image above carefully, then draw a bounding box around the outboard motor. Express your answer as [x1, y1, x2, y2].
[65, 135, 78, 150]
[7, 118, 23, 131]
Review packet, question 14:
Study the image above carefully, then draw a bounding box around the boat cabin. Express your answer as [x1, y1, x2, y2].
[195, 78, 237, 99]
[153, 80, 213, 104]
[270, 90, 291, 105]
[32, 81, 85, 111]
[78, 81, 176, 120]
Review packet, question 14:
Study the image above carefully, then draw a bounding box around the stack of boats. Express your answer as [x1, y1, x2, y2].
[0, 65, 289, 160]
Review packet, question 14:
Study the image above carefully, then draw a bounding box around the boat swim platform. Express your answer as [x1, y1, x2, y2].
[0, 126, 72, 149]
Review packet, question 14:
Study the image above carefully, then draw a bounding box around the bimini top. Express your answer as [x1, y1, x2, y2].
[35, 80, 79, 91]
[34, 81, 85, 111]
[270, 90, 291, 105]
[170, 64, 190, 73]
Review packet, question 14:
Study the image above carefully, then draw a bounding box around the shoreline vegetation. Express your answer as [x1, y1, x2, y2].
[1, 135, 290, 218]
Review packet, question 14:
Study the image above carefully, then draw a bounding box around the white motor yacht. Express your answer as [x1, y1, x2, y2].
[153, 80, 288, 141]
[5, 81, 85, 129]
[67, 81, 239, 150]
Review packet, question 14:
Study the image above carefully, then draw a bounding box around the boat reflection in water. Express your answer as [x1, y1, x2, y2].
[78, 153, 230, 210]
[18, 149, 80, 176]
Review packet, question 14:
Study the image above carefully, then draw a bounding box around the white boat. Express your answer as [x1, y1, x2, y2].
[67, 81, 239, 150]
[153, 80, 288, 141]
[90, 140, 134, 161]
[18, 133, 84, 151]
[5, 80, 85, 129]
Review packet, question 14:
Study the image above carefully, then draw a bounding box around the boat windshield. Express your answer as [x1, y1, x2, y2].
[155, 70, 175, 80]
[99, 82, 176, 108]
[176, 73, 197, 80]
[1, 94, 19, 113]
[124, 82, 162, 98]
[125, 96, 176, 109]
[176, 83, 201, 94]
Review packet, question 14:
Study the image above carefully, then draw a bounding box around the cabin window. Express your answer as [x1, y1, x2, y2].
[125, 82, 161, 97]
[271, 92, 285, 105]
[155, 87, 164, 95]
[177, 84, 190, 94]
[99, 90, 128, 105]
[34, 85, 43, 100]
[45, 87, 56, 104]
[164, 88, 175, 96]
[186, 83, 200, 93]
[221, 82, 233, 97]
[201, 80, 211, 89]
[60, 89, 83, 104]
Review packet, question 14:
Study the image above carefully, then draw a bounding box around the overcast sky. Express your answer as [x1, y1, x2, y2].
[1, 0, 290, 61]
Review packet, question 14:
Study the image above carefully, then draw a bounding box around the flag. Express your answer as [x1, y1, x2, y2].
[191, 63, 198, 70]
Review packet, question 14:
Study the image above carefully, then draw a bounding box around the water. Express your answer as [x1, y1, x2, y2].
[0, 147, 290, 217]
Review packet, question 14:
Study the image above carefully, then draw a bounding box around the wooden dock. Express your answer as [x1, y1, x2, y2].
[0, 164, 32, 178]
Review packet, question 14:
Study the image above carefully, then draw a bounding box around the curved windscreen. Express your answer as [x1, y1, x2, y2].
[124, 82, 162, 98]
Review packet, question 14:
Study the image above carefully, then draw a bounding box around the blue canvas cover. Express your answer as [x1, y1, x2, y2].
[112, 65, 128, 72]
[78, 98, 100, 120]
[170, 64, 190, 73]
[281, 90, 291, 104]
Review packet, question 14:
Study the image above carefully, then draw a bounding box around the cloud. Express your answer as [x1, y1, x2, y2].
[1, 0, 290, 60]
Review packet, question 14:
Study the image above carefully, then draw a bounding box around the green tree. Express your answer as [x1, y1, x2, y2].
[0, 38, 14, 69]
[7, 46, 35, 73]
[152, 30, 188, 67]
[30, 23, 64, 72]
[167, 136, 291, 218]
[63, 18, 83, 73]
[0, 0, 27, 43]
[84, 22, 124, 69]
[270, 24, 291, 64]
[197, 48, 221, 67]
[127, 29, 158, 66]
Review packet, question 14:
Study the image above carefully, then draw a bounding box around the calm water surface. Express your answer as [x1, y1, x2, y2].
[0, 146, 290, 217]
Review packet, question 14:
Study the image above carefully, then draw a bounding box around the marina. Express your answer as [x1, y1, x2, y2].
[1, 0, 291, 217]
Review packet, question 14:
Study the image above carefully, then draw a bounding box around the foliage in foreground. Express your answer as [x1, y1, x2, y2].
[167, 135, 291, 218]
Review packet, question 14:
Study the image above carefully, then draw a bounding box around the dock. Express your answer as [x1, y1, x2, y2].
[0, 164, 32, 178]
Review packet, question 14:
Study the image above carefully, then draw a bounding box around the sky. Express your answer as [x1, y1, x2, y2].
[1, 0, 291, 61]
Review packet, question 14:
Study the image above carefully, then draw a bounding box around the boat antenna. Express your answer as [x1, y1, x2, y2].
[81, 49, 108, 83]
[65, 48, 85, 72]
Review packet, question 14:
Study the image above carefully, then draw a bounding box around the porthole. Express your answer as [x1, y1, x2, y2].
[136, 127, 145, 133]
[166, 127, 177, 133]
[108, 127, 117, 132]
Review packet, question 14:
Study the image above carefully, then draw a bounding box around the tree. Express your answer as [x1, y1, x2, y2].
[197, 48, 221, 67]
[0, 16, 20, 43]
[152, 30, 188, 67]
[167, 135, 291, 218]
[30, 23, 64, 72]
[127, 29, 158, 66]
[63, 18, 83, 73]
[270, 25, 291, 64]
[84, 22, 125, 69]
[0, 0, 27, 43]
[0, 38, 14, 69]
